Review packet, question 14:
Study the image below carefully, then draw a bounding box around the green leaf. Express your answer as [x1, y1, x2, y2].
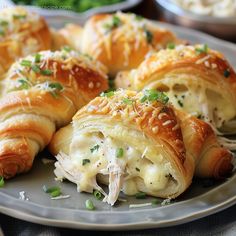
[41, 69, 53, 76]
[0, 176, 4, 187]
[140, 90, 169, 104]
[82, 159, 90, 166]
[34, 53, 41, 63]
[31, 64, 41, 73]
[123, 98, 133, 105]
[20, 60, 32, 67]
[100, 91, 114, 98]
[85, 199, 95, 210]
[167, 42, 175, 49]
[90, 144, 100, 153]
[49, 82, 63, 91]
[13, 14, 26, 20]
[116, 148, 124, 158]
[93, 190, 103, 200]
[135, 192, 146, 199]
[144, 29, 153, 44]
[195, 44, 208, 55]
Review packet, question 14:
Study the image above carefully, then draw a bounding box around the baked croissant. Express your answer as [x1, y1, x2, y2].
[0, 7, 51, 75]
[115, 44, 236, 134]
[0, 49, 108, 179]
[57, 12, 179, 76]
[49, 89, 233, 205]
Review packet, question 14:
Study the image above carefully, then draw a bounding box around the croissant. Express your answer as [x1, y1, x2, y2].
[115, 44, 236, 134]
[56, 12, 179, 76]
[49, 89, 233, 205]
[0, 7, 51, 75]
[0, 49, 108, 179]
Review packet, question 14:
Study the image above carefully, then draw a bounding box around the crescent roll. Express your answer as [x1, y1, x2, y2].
[49, 89, 233, 205]
[0, 7, 51, 75]
[58, 12, 179, 76]
[0, 49, 108, 179]
[115, 44, 236, 134]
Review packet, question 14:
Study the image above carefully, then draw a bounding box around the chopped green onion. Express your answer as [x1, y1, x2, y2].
[50, 189, 61, 197]
[41, 69, 53, 76]
[43, 185, 61, 193]
[167, 42, 175, 49]
[100, 91, 114, 98]
[123, 98, 133, 105]
[49, 82, 63, 91]
[116, 148, 124, 158]
[152, 199, 161, 205]
[13, 14, 26, 20]
[103, 15, 122, 32]
[34, 53, 41, 63]
[31, 64, 41, 73]
[177, 100, 183, 107]
[224, 69, 231, 78]
[0, 29, 5, 36]
[195, 44, 208, 55]
[135, 167, 140, 172]
[0, 176, 4, 187]
[20, 60, 32, 67]
[82, 159, 90, 166]
[62, 45, 72, 52]
[85, 199, 95, 210]
[135, 192, 146, 199]
[144, 29, 153, 44]
[18, 79, 30, 90]
[140, 90, 169, 104]
[93, 190, 103, 200]
[90, 144, 100, 153]
[135, 14, 144, 21]
[0, 20, 8, 27]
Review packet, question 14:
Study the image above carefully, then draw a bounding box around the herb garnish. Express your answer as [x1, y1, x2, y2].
[224, 69, 231, 78]
[41, 69, 53, 76]
[103, 15, 122, 32]
[116, 148, 124, 158]
[167, 42, 175, 49]
[135, 192, 146, 199]
[18, 78, 30, 90]
[90, 144, 100, 153]
[123, 98, 133, 105]
[135, 14, 143, 21]
[93, 190, 103, 200]
[0, 176, 4, 187]
[140, 90, 169, 104]
[85, 199, 95, 210]
[100, 91, 114, 98]
[195, 44, 208, 55]
[20, 60, 32, 67]
[13, 14, 26, 20]
[31, 64, 41, 73]
[0, 20, 8, 27]
[144, 29, 153, 44]
[62, 45, 72, 52]
[177, 100, 183, 107]
[82, 159, 91, 166]
[34, 53, 41, 63]
[43, 185, 61, 197]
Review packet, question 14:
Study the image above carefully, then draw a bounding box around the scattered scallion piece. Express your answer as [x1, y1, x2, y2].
[62, 45, 72, 52]
[177, 100, 183, 107]
[82, 159, 90, 166]
[20, 60, 32, 67]
[49, 82, 63, 91]
[34, 53, 41, 63]
[93, 190, 103, 200]
[85, 199, 95, 210]
[50, 189, 61, 197]
[140, 90, 169, 104]
[144, 29, 153, 44]
[0, 176, 4, 187]
[18, 79, 30, 90]
[195, 44, 208, 55]
[100, 91, 114, 98]
[41, 69, 53, 76]
[152, 199, 161, 205]
[123, 98, 133, 105]
[0, 20, 8, 27]
[135, 14, 143, 21]
[13, 14, 26, 20]
[116, 148, 124, 158]
[135, 192, 146, 199]
[90, 144, 100, 153]
[167, 42, 175, 49]
[31, 64, 41, 73]
[0, 29, 5, 36]
[43, 185, 60, 193]
[224, 69, 231, 78]
[103, 15, 122, 32]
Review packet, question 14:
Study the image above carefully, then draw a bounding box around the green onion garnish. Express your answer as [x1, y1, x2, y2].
[31, 64, 41, 73]
[144, 29, 153, 44]
[13, 14, 26, 20]
[62, 45, 72, 52]
[85, 199, 95, 210]
[20, 60, 32, 67]
[123, 98, 133, 105]
[34, 53, 41, 63]
[135, 14, 143, 21]
[82, 159, 90, 166]
[0, 176, 4, 187]
[0, 29, 5, 36]
[167, 42, 175, 49]
[152, 199, 161, 205]
[41, 69, 53, 76]
[135, 192, 146, 199]
[50, 189, 61, 197]
[18, 79, 30, 90]
[93, 190, 103, 200]
[100, 91, 114, 98]
[116, 148, 124, 158]
[140, 90, 169, 104]
[90, 144, 100, 153]
[177, 100, 183, 107]
[49, 82, 63, 91]
[0, 20, 8, 27]
[195, 44, 208, 55]
[103, 15, 122, 32]
[43, 185, 60, 193]
[224, 69, 231, 78]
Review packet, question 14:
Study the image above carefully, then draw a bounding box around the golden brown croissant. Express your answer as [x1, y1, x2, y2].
[115, 44, 236, 134]
[56, 12, 180, 76]
[0, 7, 51, 75]
[49, 89, 233, 205]
[0, 49, 108, 179]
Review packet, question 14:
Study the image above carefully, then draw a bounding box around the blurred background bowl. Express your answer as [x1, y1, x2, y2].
[155, 0, 236, 41]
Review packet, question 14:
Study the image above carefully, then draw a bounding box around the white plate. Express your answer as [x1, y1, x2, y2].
[0, 21, 236, 230]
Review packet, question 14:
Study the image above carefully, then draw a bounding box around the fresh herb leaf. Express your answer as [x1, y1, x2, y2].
[18, 79, 30, 90]
[0, 29, 5, 36]
[49, 82, 63, 91]
[0, 176, 4, 187]
[82, 159, 90, 166]
[103, 15, 122, 32]
[20, 60, 32, 67]
[135, 14, 143, 21]
[177, 100, 183, 107]
[50, 189, 61, 197]
[135, 192, 146, 199]
[167, 42, 175, 49]
[41, 69, 53, 76]
[144, 29, 153, 44]
[140, 90, 169, 104]
[100, 91, 114, 98]
[43, 185, 61, 193]
[34, 53, 41, 63]
[90, 144, 100, 153]
[31, 64, 41, 73]
[85, 199, 95, 210]
[195, 44, 208, 55]
[152, 199, 161, 205]
[116, 148, 124, 158]
[13, 14, 26, 20]
[0, 20, 8, 27]
[224, 69, 231, 78]
[62, 45, 72, 52]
